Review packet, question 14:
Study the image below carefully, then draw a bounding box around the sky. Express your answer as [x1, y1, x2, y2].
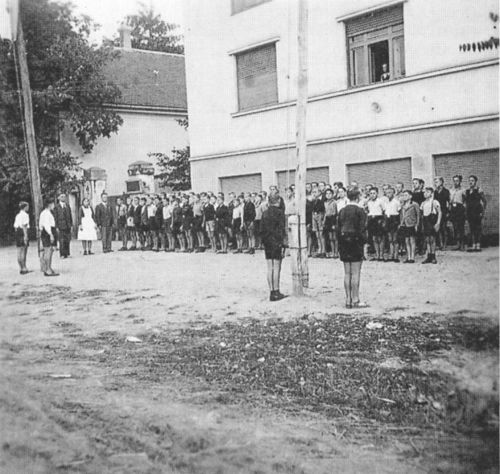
[72, 0, 184, 44]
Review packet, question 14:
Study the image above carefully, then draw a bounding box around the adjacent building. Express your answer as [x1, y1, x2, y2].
[61, 24, 188, 207]
[184, 0, 499, 234]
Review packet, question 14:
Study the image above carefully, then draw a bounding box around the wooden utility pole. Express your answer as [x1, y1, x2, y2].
[290, 0, 309, 295]
[15, 19, 43, 241]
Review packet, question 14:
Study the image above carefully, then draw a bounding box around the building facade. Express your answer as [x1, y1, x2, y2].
[61, 29, 188, 204]
[184, 0, 499, 234]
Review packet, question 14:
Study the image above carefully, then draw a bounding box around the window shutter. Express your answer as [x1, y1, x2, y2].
[352, 47, 368, 86]
[346, 5, 404, 37]
[392, 35, 405, 78]
[347, 158, 412, 190]
[232, 0, 270, 15]
[220, 174, 262, 195]
[276, 167, 330, 191]
[237, 43, 278, 111]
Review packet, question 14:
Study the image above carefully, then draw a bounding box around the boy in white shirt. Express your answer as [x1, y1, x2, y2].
[39, 199, 59, 276]
[366, 187, 385, 261]
[420, 187, 442, 264]
[383, 187, 402, 262]
[14, 201, 30, 274]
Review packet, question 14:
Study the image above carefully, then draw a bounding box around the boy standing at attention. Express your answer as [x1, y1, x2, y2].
[14, 201, 30, 274]
[399, 190, 420, 263]
[383, 187, 401, 262]
[421, 187, 442, 264]
[366, 187, 385, 261]
[311, 188, 326, 258]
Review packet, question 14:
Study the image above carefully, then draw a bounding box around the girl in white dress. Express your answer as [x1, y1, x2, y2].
[78, 198, 98, 255]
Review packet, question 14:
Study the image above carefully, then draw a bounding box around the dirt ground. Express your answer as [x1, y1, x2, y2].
[0, 242, 498, 473]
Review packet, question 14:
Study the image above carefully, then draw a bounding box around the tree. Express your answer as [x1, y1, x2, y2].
[151, 119, 190, 191]
[0, 0, 123, 241]
[112, 3, 183, 54]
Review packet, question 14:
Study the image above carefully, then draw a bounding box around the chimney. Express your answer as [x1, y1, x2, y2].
[118, 22, 133, 49]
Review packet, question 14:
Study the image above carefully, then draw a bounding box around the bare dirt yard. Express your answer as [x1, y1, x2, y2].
[0, 243, 498, 473]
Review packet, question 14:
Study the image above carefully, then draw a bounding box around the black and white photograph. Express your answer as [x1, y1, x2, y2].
[0, 0, 498, 472]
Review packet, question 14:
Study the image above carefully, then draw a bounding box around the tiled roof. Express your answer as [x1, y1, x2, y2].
[104, 48, 187, 110]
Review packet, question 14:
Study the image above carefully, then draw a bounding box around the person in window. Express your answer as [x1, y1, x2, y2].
[464, 175, 487, 252]
[337, 187, 367, 308]
[380, 63, 390, 82]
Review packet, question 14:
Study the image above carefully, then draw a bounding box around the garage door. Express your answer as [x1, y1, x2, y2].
[434, 149, 499, 235]
[220, 173, 262, 195]
[347, 157, 412, 190]
[276, 167, 329, 192]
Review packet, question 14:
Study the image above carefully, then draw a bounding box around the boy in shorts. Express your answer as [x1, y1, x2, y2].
[421, 187, 442, 264]
[311, 188, 326, 257]
[366, 187, 385, 261]
[14, 201, 30, 274]
[383, 187, 401, 262]
[39, 199, 59, 276]
[399, 190, 420, 263]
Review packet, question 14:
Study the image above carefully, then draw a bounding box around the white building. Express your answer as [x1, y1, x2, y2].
[61, 25, 188, 204]
[184, 0, 499, 234]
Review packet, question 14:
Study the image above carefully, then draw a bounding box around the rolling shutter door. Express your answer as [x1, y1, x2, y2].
[220, 173, 262, 195]
[276, 167, 329, 191]
[347, 157, 412, 189]
[434, 150, 499, 235]
[346, 5, 403, 36]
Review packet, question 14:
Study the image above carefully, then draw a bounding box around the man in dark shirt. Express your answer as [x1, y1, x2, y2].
[311, 188, 326, 257]
[434, 177, 450, 249]
[53, 193, 72, 258]
[243, 192, 256, 254]
[261, 194, 287, 302]
[95, 192, 115, 253]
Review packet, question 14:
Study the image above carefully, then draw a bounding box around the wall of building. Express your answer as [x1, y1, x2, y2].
[184, 0, 498, 159]
[61, 111, 188, 196]
[190, 119, 498, 192]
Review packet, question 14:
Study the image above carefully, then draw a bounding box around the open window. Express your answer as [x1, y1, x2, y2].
[344, 4, 405, 87]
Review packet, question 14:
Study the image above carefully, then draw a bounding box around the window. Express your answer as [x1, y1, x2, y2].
[345, 4, 405, 87]
[236, 42, 278, 111]
[232, 0, 271, 15]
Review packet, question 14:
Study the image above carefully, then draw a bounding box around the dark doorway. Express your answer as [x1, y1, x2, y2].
[369, 40, 389, 83]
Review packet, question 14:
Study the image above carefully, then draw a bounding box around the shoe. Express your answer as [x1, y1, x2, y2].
[249, 248, 255, 255]
[44, 272, 59, 277]
[408, 259, 415, 264]
[88, 251, 94, 255]
[422, 256, 431, 264]
[352, 301, 369, 308]
[118, 247, 126, 251]
[466, 248, 474, 252]
[83, 251, 88, 255]
[393, 258, 400, 263]
[20, 270, 31, 275]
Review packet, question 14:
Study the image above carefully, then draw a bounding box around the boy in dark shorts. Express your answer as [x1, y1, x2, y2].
[383, 187, 401, 262]
[399, 190, 420, 263]
[421, 187, 442, 264]
[14, 201, 30, 274]
[39, 199, 59, 276]
[366, 187, 385, 261]
[261, 194, 287, 301]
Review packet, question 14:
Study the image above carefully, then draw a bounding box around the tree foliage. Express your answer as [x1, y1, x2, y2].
[113, 3, 183, 54]
[151, 118, 190, 191]
[0, 0, 123, 240]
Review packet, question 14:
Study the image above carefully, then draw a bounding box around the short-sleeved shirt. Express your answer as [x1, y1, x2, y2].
[39, 209, 55, 233]
[232, 205, 243, 220]
[384, 198, 401, 217]
[367, 198, 384, 216]
[14, 210, 30, 229]
[420, 199, 441, 217]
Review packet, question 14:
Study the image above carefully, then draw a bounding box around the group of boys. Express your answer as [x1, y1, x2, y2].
[301, 175, 486, 264]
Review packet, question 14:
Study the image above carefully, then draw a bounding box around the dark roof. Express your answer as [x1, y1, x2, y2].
[103, 48, 187, 110]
